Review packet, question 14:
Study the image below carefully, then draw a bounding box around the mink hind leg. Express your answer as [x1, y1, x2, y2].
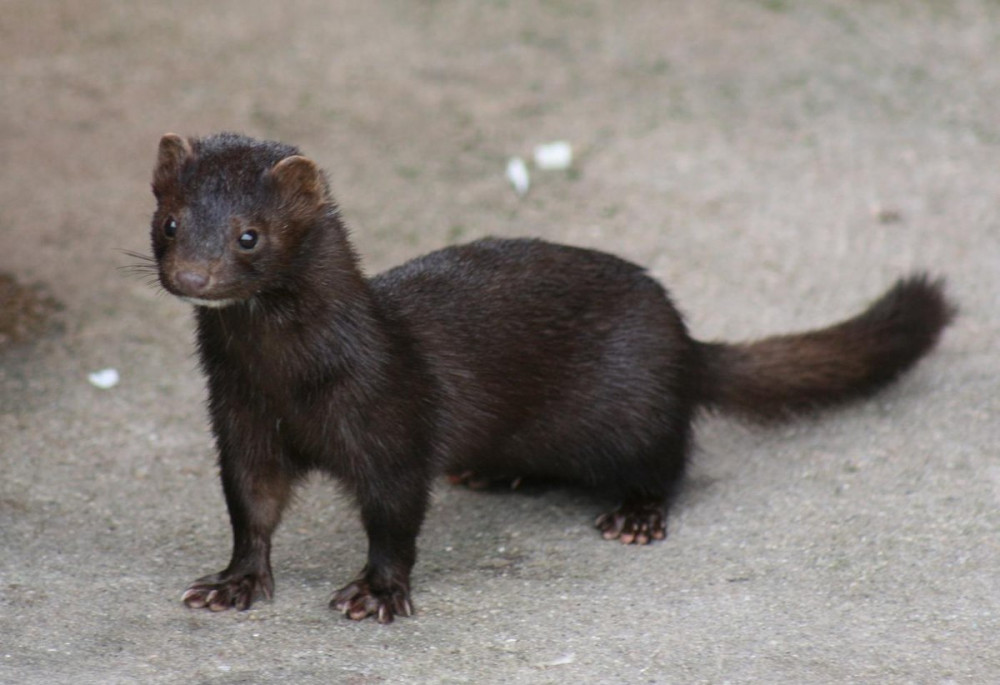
[595, 498, 669, 544]
[593, 426, 690, 545]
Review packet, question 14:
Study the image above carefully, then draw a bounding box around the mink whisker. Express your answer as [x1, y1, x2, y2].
[117, 249, 160, 279]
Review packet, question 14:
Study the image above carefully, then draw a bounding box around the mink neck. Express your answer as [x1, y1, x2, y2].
[259, 210, 370, 324]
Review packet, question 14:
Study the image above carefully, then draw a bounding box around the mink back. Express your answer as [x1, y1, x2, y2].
[369, 238, 701, 494]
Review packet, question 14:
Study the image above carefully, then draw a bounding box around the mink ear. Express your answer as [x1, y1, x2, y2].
[269, 155, 325, 214]
[153, 133, 193, 189]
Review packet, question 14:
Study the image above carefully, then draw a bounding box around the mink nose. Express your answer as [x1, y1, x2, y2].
[175, 269, 210, 293]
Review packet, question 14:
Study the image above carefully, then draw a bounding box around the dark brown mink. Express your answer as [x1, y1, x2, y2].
[146, 132, 954, 623]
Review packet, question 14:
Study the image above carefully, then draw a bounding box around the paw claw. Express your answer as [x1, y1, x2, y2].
[181, 588, 206, 607]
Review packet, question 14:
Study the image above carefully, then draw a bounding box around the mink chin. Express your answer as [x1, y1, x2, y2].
[147, 131, 954, 623]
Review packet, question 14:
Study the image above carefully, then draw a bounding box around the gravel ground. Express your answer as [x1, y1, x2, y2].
[1, 2, 998, 683]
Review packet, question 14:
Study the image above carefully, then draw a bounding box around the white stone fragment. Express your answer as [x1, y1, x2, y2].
[506, 156, 530, 195]
[541, 652, 576, 667]
[533, 141, 573, 170]
[87, 368, 120, 390]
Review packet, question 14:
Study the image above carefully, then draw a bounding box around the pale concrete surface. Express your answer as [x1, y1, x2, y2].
[1, 2, 997, 683]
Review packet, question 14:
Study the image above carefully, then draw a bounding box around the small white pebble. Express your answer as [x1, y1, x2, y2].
[542, 653, 576, 667]
[506, 157, 530, 195]
[88, 368, 120, 390]
[533, 141, 573, 170]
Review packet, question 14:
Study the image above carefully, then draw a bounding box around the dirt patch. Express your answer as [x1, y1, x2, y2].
[0, 273, 62, 345]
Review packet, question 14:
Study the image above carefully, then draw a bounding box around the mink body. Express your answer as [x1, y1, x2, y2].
[148, 132, 953, 622]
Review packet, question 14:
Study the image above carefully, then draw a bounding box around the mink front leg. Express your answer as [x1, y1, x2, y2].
[182, 447, 292, 612]
[331, 480, 428, 624]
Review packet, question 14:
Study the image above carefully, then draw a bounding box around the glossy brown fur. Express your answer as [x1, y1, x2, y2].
[148, 132, 953, 622]
[698, 275, 955, 421]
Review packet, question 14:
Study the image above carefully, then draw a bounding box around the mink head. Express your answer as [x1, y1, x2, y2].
[149, 132, 333, 308]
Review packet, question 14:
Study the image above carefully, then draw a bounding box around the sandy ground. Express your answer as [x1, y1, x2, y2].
[1, 1, 998, 683]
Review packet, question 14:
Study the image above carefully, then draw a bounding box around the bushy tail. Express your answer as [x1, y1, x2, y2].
[696, 275, 955, 422]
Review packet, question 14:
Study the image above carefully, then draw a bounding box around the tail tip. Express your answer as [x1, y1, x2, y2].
[884, 272, 957, 336]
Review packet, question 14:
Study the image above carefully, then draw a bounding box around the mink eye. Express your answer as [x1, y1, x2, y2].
[237, 229, 259, 250]
[163, 216, 178, 238]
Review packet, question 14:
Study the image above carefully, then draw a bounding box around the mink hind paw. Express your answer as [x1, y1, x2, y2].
[446, 470, 525, 491]
[330, 579, 413, 624]
[181, 570, 273, 612]
[595, 501, 666, 545]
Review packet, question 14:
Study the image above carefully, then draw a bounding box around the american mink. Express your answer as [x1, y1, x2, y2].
[147, 132, 953, 623]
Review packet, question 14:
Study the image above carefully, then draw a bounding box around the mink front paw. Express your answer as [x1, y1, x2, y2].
[330, 579, 413, 624]
[595, 501, 666, 545]
[181, 570, 273, 612]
